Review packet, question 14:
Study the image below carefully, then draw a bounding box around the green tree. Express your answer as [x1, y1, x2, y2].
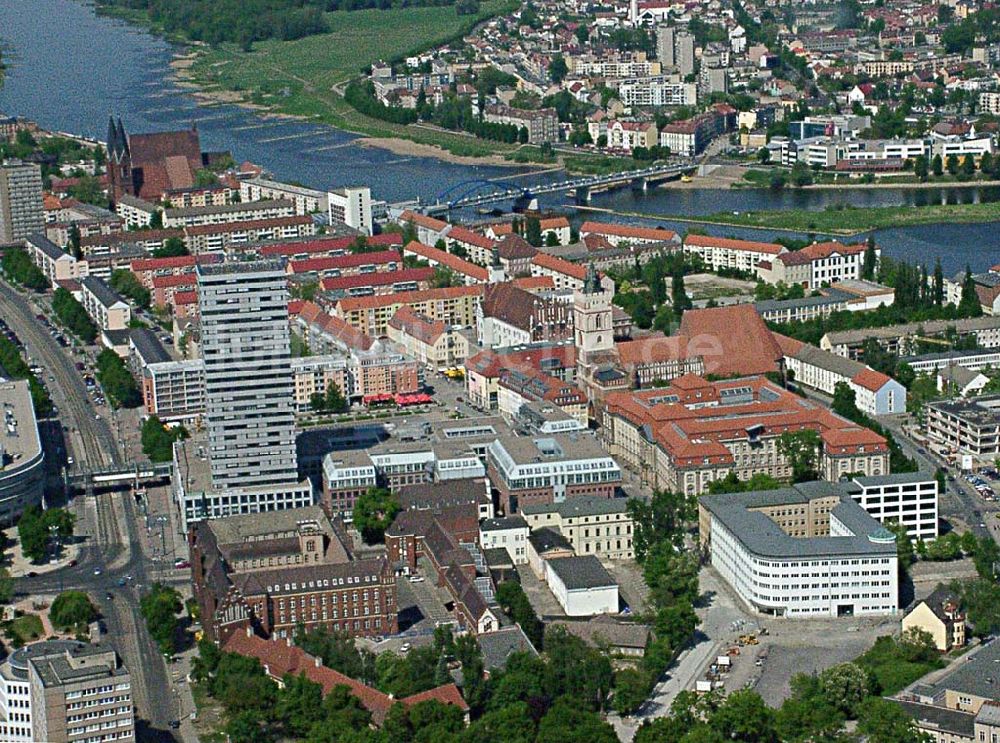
[958, 266, 983, 317]
[818, 662, 871, 717]
[18, 506, 74, 563]
[885, 521, 915, 572]
[933, 258, 944, 306]
[50, 591, 98, 630]
[152, 237, 189, 258]
[913, 154, 928, 181]
[525, 216, 543, 247]
[52, 287, 97, 343]
[461, 701, 535, 743]
[1, 247, 48, 291]
[710, 690, 778, 743]
[857, 697, 927, 743]
[139, 582, 183, 654]
[777, 429, 821, 482]
[549, 54, 569, 83]
[932, 153, 943, 176]
[495, 581, 544, 648]
[628, 489, 695, 560]
[276, 673, 325, 737]
[961, 154, 976, 178]
[141, 415, 187, 462]
[95, 349, 142, 408]
[536, 697, 619, 743]
[110, 269, 151, 309]
[862, 234, 878, 280]
[946, 153, 960, 175]
[352, 487, 400, 544]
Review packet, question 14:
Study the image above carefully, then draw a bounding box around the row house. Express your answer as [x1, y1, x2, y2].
[683, 234, 787, 275]
[333, 285, 482, 337]
[184, 215, 316, 254]
[403, 240, 488, 284]
[287, 249, 401, 279]
[162, 198, 295, 228]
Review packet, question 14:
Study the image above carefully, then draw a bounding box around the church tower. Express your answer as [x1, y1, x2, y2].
[488, 244, 506, 284]
[573, 263, 614, 366]
[106, 116, 131, 206]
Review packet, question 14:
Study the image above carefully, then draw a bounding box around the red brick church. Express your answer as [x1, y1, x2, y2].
[106, 117, 212, 204]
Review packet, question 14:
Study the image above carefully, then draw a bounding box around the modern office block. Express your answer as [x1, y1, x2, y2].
[0, 160, 44, 244]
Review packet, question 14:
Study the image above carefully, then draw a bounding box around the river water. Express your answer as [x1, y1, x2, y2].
[1, 0, 998, 272]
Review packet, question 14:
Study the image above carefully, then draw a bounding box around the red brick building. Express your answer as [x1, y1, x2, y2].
[190, 506, 398, 645]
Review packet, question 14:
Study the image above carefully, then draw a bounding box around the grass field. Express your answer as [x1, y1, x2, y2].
[687, 200, 1000, 235]
[183, 2, 530, 158]
[3, 613, 44, 645]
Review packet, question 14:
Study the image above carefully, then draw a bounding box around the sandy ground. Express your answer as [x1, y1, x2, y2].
[355, 136, 525, 167]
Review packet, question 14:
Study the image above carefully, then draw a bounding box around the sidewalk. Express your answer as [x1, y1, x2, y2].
[3, 526, 81, 578]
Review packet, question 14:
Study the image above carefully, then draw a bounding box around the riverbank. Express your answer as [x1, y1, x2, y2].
[355, 136, 525, 168]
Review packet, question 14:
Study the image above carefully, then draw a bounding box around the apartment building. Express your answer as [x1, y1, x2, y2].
[699, 486, 899, 618]
[901, 586, 966, 652]
[162, 199, 294, 228]
[287, 249, 401, 279]
[402, 240, 488, 285]
[926, 396, 1000, 458]
[497, 367, 588, 428]
[183, 215, 316, 254]
[291, 355, 350, 412]
[0, 160, 44, 244]
[27, 642, 133, 743]
[776, 334, 907, 415]
[617, 76, 697, 107]
[822, 317, 1000, 360]
[333, 285, 482, 337]
[521, 495, 635, 560]
[320, 450, 379, 518]
[479, 516, 529, 564]
[602, 375, 889, 497]
[579, 221, 679, 248]
[757, 241, 871, 290]
[328, 186, 373, 235]
[683, 234, 786, 274]
[241, 177, 327, 215]
[141, 359, 205, 423]
[900, 348, 1000, 376]
[190, 506, 397, 644]
[386, 306, 469, 371]
[484, 105, 558, 144]
[129, 254, 221, 290]
[25, 234, 87, 284]
[80, 277, 131, 332]
[487, 432, 622, 514]
[114, 193, 159, 229]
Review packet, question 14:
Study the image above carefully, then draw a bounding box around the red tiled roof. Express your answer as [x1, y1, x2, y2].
[289, 250, 401, 274]
[497, 234, 537, 260]
[677, 305, 783, 376]
[400, 210, 450, 232]
[388, 306, 447, 345]
[511, 275, 555, 291]
[260, 233, 401, 258]
[131, 254, 220, 272]
[222, 631, 467, 726]
[776, 241, 866, 266]
[404, 240, 488, 281]
[531, 252, 587, 281]
[772, 332, 805, 357]
[580, 221, 677, 243]
[616, 335, 696, 365]
[684, 234, 785, 255]
[851, 367, 892, 392]
[128, 128, 202, 201]
[336, 285, 482, 313]
[320, 267, 434, 293]
[289, 300, 375, 351]
[173, 290, 198, 306]
[447, 226, 494, 250]
[152, 272, 196, 289]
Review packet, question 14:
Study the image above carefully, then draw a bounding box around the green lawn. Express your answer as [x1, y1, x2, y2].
[3, 613, 44, 645]
[184, 2, 525, 158]
[687, 201, 1000, 235]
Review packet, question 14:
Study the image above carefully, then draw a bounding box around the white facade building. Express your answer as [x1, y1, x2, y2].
[240, 177, 328, 216]
[479, 515, 529, 564]
[616, 77, 697, 107]
[847, 473, 939, 542]
[701, 488, 899, 618]
[545, 555, 619, 616]
[328, 186, 373, 236]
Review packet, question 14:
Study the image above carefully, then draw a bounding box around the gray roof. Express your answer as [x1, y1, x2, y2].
[477, 625, 538, 671]
[551, 615, 651, 649]
[921, 639, 1000, 700]
[755, 290, 848, 314]
[165, 198, 292, 218]
[129, 328, 171, 365]
[790, 342, 867, 379]
[939, 365, 986, 389]
[926, 396, 1000, 427]
[26, 233, 69, 260]
[893, 700, 975, 738]
[701, 484, 897, 559]
[116, 193, 158, 211]
[851, 471, 936, 487]
[81, 276, 127, 309]
[546, 555, 617, 590]
[901, 348, 1000, 364]
[521, 495, 631, 519]
[481, 515, 528, 532]
[824, 316, 1000, 345]
[528, 527, 572, 554]
[197, 259, 286, 277]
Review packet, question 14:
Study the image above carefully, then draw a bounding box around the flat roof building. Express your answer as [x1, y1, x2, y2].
[926, 395, 1000, 458]
[699, 484, 899, 618]
[0, 381, 45, 525]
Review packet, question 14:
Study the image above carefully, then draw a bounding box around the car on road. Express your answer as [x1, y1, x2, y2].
[400, 643, 411, 654]
[93, 568, 102, 576]
[408, 575, 424, 583]
[174, 560, 190, 569]
[105, 592, 113, 601]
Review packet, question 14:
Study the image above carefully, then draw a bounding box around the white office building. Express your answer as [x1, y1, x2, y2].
[479, 515, 530, 564]
[701, 487, 899, 618]
[845, 472, 939, 542]
[545, 555, 619, 616]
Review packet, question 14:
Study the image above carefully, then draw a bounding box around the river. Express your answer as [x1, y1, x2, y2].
[0, 0, 998, 273]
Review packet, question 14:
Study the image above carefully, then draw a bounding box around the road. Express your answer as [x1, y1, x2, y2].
[0, 282, 185, 742]
[877, 413, 998, 542]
